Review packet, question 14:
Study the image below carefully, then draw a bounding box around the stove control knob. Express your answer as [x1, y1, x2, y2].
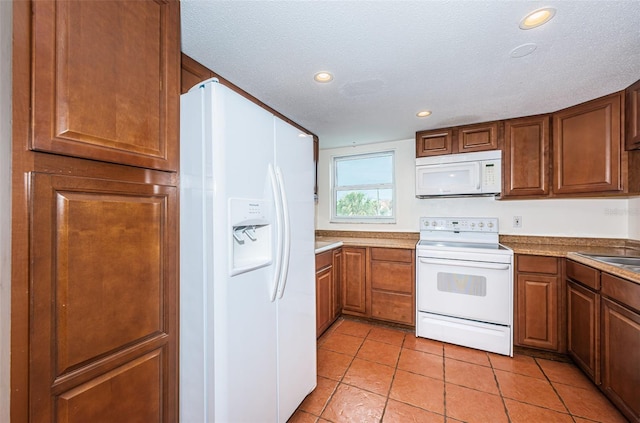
[488, 222, 494, 228]
[424, 221, 429, 227]
[471, 223, 476, 228]
[431, 221, 437, 227]
[479, 222, 484, 228]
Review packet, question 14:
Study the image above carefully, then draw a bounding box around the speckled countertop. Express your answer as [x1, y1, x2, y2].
[315, 231, 640, 284]
[315, 230, 418, 252]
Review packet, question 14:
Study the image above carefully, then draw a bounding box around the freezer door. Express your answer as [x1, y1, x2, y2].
[274, 118, 317, 423]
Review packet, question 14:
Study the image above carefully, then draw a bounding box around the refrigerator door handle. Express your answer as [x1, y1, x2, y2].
[275, 166, 291, 299]
[269, 164, 284, 302]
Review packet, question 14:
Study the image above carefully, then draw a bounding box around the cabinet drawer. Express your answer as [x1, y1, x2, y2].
[567, 260, 600, 290]
[370, 247, 413, 263]
[517, 255, 558, 274]
[370, 261, 413, 293]
[601, 273, 640, 312]
[371, 291, 414, 325]
[315, 250, 333, 271]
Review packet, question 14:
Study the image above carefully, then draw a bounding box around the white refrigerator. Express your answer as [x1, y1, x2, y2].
[180, 79, 317, 423]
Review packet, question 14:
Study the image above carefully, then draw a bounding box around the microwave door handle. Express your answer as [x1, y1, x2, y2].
[419, 257, 511, 271]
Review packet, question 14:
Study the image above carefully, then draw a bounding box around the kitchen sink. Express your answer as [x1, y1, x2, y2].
[577, 253, 640, 274]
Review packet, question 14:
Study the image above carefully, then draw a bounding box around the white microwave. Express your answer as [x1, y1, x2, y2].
[415, 150, 502, 197]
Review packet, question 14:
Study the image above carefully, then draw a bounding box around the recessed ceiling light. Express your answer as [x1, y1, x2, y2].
[314, 71, 333, 83]
[520, 7, 556, 29]
[416, 110, 432, 118]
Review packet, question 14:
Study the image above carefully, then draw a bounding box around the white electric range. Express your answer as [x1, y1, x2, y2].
[415, 217, 514, 356]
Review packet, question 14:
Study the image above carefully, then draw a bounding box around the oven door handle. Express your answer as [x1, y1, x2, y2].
[419, 257, 511, 271]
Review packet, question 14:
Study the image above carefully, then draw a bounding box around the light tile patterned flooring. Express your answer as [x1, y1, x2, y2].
[289, 318, 629, 423]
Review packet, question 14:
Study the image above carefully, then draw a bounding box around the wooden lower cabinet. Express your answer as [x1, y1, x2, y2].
[601, 298, 640, 422]
[342, 247, 368, 315]
[370, 248, 415, 325]
[514, 255, 563, 351]
[567, 280, 600, 384]
[341, 246, 415, 326]
[333, 248, 343, 317]
[316, 250, 340, 337]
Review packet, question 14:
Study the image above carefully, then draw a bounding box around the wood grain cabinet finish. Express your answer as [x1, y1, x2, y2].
[342, 247, 368, 316]
[29, 173, 178, 422]
[600, 297, 640, 422]
[369, 248, 415, 326]
[415, 122, 498, 157]
[503, 116, 550, 197]
[333, 248, 343, 318]
[416, 128, 454, 157]
[600, 273, 640, 422]
[553, 92, 623, 194]
[181, 53, 215, 94]
[626, 79, 640, 150]
[566, 260, 601, 385]
[31, 0, 180, 171]
[315, 255, 334, 337]
[514, 255, 562, 351]
[457, 121, 500, 153]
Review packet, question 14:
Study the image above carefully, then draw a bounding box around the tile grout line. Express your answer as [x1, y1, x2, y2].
[488, 353, 514, 423]
[532, 357, 579, 423]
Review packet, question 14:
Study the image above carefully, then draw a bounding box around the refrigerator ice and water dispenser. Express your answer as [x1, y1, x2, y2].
[229, 198, 272, 276]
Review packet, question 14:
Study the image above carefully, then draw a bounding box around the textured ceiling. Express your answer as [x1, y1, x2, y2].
[181, 1, 640, 149]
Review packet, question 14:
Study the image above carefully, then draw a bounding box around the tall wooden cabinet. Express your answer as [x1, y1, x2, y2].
[12, 1, 180, 421]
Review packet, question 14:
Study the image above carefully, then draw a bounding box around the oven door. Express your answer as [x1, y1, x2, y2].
[417, 256, 512, 325]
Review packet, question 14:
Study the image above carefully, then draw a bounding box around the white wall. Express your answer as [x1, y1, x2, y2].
[316, 138, 633, 239]
[629, 197, 640, 240]
[0, 1, 11, 420]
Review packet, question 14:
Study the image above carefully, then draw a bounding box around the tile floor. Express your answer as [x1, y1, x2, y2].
[289, 318, 629, 423]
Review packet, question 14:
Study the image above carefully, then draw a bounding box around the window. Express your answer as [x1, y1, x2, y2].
[331, 151, 395, 223]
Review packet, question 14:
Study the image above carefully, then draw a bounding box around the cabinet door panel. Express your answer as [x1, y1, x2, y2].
[370, 261, 413, 293]
[601, 298, 640, 422]
[342, 248, 367, 315]
[56, 350, 163, 423]
[504, 116, 550, 197]
[316, 267, 333, 337]
[31, 0, 179, 170]
[457, 122, 499, 153]
[567, 281, 600, 384]
[371, 291, 414, 325]
[416, 129, 453, 157]
[516, 274, 558, 350]
[30, 173, 177, 421]
[553, 93, 622, 194]
[333, 249, 343, 318]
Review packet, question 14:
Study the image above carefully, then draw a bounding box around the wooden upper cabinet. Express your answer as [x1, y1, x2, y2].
[626, 79, 640, 150]
[416, 122, 499, 157]
[553, 92, 623, 194]
[181, 53, 215, 94]
[31, 0, 180, 171]
[503, 115, 550, 197]
[416, 128, 453, 157]
[457, 121, 499, 153]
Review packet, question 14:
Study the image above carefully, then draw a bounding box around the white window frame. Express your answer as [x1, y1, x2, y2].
[330, 150, 396, 224]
